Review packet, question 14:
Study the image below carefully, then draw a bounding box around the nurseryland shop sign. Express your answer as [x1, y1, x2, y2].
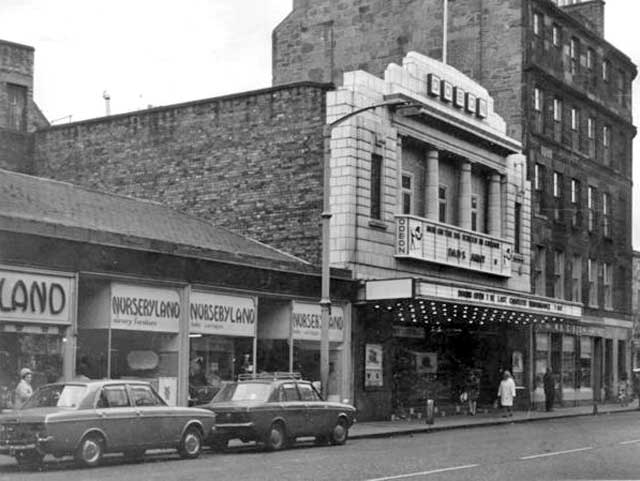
[0, 269, 73, 324]
[190, 291, 256, 337]
[110, 283, 180, 333]
[291, 301, 344, 343]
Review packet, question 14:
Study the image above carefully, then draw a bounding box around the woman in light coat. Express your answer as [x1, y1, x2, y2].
[497, 370, 516, 417]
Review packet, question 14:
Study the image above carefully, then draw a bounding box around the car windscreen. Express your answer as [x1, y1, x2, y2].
[212, 382, 271, 402]
[23, 384, 87, 409]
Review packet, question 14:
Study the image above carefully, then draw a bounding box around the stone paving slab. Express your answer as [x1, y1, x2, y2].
[349, 403, 640, 439]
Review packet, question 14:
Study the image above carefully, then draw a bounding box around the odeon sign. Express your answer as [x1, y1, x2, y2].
[426, 73, 488, 120]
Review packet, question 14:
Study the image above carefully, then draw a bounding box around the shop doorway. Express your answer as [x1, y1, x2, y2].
[605, 339, 613, 400]
[550, 333, 562, 404]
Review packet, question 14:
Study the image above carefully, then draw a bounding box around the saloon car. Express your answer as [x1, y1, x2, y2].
[0, 380, 216, 467]
[200, 373, 356, 451]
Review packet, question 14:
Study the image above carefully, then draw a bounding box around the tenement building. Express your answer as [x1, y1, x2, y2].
[273, 0, 637, 406]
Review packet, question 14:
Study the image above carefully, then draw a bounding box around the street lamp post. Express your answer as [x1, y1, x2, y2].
[319, 98, 415, 399]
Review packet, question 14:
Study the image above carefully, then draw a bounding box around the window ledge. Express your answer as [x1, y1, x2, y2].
[368, 219, 388, 230]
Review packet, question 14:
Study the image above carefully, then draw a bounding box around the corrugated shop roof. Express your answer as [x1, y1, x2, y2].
[0, 168, 313, 271]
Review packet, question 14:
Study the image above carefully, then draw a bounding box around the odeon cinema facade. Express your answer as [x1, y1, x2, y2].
[325, 52, 586, 421]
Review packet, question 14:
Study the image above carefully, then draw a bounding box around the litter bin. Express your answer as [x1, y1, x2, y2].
[425, 399, 435, 425]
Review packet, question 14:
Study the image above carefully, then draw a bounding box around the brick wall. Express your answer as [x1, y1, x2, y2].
[0, 39, 39, 173]
[33, 83, 333, 266]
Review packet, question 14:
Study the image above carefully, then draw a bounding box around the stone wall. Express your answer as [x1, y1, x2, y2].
[34, 83, 333, 266]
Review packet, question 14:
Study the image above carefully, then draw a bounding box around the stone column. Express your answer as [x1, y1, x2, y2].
[488, 172, 502, 237]
[425, 149, 439, 220]
[458, 161, 472, 230]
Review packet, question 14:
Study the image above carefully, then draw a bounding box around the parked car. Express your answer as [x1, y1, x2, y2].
[199, 373, 356, 451]
[0, 380, 216, 468]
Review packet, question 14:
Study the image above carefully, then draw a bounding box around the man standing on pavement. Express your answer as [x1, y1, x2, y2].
[543, 368, 555, 412]
[497, 370, 516, 417]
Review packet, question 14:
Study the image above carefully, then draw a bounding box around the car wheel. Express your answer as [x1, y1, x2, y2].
[266, 422, 286, 451]
[178, 426, 202, 459]
[75, 434, 104, 467]
[330, 418, 349, 445]
[15, 450, 44, 468]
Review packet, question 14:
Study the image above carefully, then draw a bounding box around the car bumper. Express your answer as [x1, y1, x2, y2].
[212, 423, 258, 440]
[0, 436, 53, 455]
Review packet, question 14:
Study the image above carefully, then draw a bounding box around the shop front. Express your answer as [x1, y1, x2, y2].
[257, 299, 351, 402]
[77, 279, 182, 405]
[0, 266, 76, 410]
[188, 290, 257, 405]
[533, 319, 632, 407]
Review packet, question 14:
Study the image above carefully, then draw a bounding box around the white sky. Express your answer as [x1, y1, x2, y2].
[1, 0, 639, 247]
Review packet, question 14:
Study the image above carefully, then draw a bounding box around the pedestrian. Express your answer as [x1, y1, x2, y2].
[466, 370, 480, 416]
[543, 368, 555, 412]
[14, 368, 33, 409]
[618, 372, 630, 406]
[497, 370, 516, 417]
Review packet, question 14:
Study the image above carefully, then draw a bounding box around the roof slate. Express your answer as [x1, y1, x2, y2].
[0, 168, 314, 271]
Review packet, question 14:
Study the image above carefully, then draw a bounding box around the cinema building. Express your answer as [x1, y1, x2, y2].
[324, 52, 584, 420]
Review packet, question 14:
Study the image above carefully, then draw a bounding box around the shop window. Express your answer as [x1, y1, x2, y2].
[438, 185, 447, 223]
[571, 255, 582, 303]
[0, 329, 64, 410]
[562, 336, 576, 389]
[553, 250, 565, 299]
[7, 83, 27, 131]
[401, 172, 413, 215]
[618, 340, 627, 379]
[535, 333, 550, 389]
[603, 263, 613, 310]
[370, 154, 383, 220]
[579, 337, 592, 388]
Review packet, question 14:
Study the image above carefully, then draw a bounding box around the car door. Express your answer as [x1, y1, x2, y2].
[297, 382, 327, 436]
[128, 384, 176, 448]
[96, 384, 138, 451]
[278, 382, 306, 438]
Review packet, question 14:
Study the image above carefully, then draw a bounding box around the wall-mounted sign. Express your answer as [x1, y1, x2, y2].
[0, 269, 73, 324]
[424, 72, 488, 120]
[190, 291, 256, 337]
[396, 216, 512, 276]
[291, 301, 344, 343]
[110, 283, 180, 333]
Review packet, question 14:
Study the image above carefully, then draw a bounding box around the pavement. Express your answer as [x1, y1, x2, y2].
[349, 401, 640, 439]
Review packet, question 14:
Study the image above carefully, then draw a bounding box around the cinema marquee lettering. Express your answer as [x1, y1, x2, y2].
[110, 283, 180, 333]
[0, 270, 72, 323]
[396, 217, 512, 276]
[190, 291, 256, 337]
[455, 288, 566, 314]
[427, 73, 488, 120]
